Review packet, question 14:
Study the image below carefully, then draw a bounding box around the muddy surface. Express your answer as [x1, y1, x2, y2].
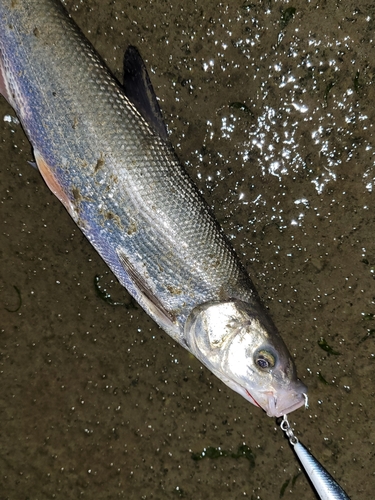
[1, 0, 374, 498]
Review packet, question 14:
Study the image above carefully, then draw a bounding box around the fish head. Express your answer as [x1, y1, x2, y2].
[184, 299, 307, 417]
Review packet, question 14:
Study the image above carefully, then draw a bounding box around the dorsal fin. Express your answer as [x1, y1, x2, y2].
[123, 46, 169, 142]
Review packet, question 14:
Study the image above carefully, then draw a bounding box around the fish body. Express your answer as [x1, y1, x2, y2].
[0, 0, 306, 416]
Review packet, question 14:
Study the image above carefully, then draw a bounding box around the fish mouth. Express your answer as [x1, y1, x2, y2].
[245, 380, 307, 417]
[266, 391, 307, 417]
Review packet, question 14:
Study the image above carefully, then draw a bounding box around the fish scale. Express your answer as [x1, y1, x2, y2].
[0, 0, 307, 417]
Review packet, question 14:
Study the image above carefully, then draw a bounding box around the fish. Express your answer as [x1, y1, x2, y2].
[0, 0, 307, 417]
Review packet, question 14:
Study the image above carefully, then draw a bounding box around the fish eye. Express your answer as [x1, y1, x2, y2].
[255, 349, 276, 370]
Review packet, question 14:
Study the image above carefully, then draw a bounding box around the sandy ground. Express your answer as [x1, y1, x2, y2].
[1, 0, 374, 498]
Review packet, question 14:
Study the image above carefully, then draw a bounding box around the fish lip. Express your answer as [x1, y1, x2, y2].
[271, 379, 308, 417]
[245, 386, 307, 417]
[272, 394, 306, 417]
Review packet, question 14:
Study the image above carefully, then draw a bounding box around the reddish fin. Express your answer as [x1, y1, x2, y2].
[34, 149, 77, 220]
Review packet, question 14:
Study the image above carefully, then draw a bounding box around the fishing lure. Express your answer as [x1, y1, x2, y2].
[280, 415, 351, 500]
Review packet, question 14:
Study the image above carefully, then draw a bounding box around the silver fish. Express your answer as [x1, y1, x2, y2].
[0, 0, 306, 417]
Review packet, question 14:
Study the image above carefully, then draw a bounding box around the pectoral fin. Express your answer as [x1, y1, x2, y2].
[116, 247, 176, 331]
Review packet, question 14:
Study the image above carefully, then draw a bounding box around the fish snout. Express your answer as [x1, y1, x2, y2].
[265, 379, 308, 417]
